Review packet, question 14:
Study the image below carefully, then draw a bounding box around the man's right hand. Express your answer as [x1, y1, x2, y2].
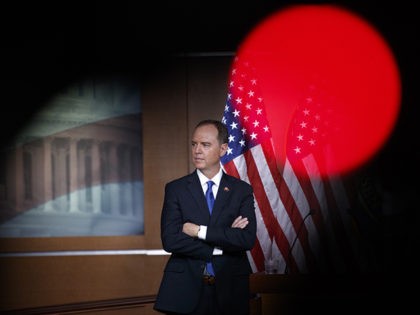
[231, 215, 249, 229]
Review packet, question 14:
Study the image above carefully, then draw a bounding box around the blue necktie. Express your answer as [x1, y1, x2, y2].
[206, 181, 215, 214]
[205, 181, 215, 276]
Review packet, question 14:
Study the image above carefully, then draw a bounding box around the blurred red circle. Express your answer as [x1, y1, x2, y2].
[236, 5, 401, 177]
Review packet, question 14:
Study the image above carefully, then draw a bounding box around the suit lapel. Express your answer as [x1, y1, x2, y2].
[187, 171, 210, 218]
[210, 173, 232, 223]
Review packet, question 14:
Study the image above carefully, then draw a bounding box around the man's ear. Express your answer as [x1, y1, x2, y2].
[220, 143, 228, 156]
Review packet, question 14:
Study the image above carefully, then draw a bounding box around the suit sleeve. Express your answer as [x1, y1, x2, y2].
[160, 183, 214, 261]
[205, 183, 257, 252]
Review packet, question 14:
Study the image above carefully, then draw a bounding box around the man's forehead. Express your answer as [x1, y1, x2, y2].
[193, 126, 218, 139]
[191, 135, 216, 143]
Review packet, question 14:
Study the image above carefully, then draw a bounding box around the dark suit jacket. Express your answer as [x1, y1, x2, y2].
[154, 170, 257, 314]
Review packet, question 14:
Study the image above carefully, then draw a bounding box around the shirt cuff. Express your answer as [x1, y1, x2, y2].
[197, 226, 223, 255]
[197, 225, 207, 239]
[213, 247, 223, 255]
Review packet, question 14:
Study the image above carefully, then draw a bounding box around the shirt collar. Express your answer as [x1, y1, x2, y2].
[197, 167, 223, 188]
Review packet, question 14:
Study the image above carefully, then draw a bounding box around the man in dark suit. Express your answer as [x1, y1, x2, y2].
[154, 119, 257, 315]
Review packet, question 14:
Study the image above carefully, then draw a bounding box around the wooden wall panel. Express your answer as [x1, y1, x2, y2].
[0, 255, 169, 310]
[186, 55, 233, 172]
[0, 55, 231, 312]
[142, 57, 189, 248]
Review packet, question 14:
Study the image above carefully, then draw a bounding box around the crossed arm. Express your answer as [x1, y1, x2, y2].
[182, 215, 249, 238]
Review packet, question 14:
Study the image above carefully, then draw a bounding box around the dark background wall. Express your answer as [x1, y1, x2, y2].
[3, 1, 418, 138]
[3, 0, 419, 186]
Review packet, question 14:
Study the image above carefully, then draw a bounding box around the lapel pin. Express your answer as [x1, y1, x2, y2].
[224, 187, 230, 192]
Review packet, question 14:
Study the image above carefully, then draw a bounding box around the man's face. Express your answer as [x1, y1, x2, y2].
[191, 124, 227, 177]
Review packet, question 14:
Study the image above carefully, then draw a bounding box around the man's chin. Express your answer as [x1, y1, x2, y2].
[193, 161, 204, 168]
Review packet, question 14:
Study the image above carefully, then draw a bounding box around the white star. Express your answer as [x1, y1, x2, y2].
[233, 109, 240, 117]
[256, 108, 262, 115]
[248, 90, 255, 97]
[228, 135, 235, 142]
[300, 121, 307, 128]
[294, 146, 301, 154]
[227, 147, 233, 155]
[239, 139, 246, 147]
[230, 122, 238, 129]
[253, 120, 260, 128]
[235, 97, 242, 105]
[263, 126, 269, 132]
[297, 134, 303, 141]
[250, 132, 257, 140]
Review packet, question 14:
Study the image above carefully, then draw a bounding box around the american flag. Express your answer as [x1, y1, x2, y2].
[221, 56, 366, 273]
